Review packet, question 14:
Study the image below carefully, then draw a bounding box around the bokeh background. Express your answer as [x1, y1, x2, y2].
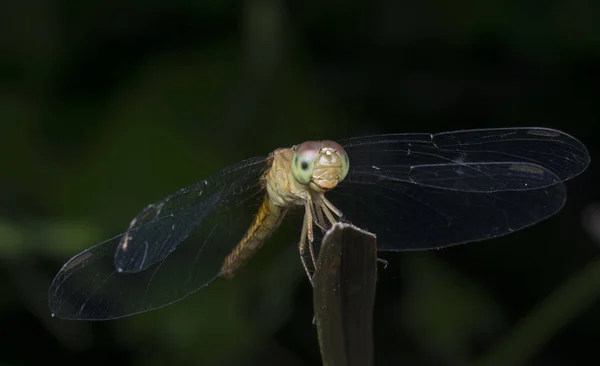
[1, 1, 599, 365]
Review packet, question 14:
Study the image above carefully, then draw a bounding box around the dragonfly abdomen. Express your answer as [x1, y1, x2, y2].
[221, 194, 287, 279]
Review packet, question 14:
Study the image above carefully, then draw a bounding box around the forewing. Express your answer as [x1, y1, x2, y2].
[338, 127, 589, 192]
[48, 157, 268, 320]
[114, 158, 270, 273]
[328, 127, 589, 251]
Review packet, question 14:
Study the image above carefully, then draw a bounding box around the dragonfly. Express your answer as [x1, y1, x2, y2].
[48, 127, 590, 320]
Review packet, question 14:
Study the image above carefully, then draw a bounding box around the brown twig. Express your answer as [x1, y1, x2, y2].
[313, 223, 377, 366]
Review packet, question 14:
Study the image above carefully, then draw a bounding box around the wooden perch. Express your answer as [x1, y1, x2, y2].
[313, 222, 377, 366]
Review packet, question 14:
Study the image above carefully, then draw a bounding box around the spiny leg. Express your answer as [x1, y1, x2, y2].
[298, 206, 313, 282]
[310, 204, 327, 232]
[308, 195, 326, 232]
[316, 194, 342, 228]
[309, 192, 332, 232]
[298, 195, 342, 284]
[321, 195, 343, 217]
[314, 196, 327, 230]
[320, 200, 338, 227]
[304, 199, 318, 274]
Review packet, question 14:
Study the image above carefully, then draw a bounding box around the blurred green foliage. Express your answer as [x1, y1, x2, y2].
[0, 0, 599, 365]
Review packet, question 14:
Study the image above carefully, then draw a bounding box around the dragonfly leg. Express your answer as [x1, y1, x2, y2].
[304, 199, 318, 272]
[298, 208, 313, 283]
[307, 193, 326, 231]
[319, 198, 338, 227]
[377, 258, 389, 269]
[297, 195, 338, 285]
[310, 192, 328, 230]
[314, 201, 326, 230]
[321, 195, 343, 217]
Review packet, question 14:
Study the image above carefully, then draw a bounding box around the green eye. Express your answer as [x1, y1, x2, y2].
[291, 152, 315, 185]
[340, 153, 349, 181]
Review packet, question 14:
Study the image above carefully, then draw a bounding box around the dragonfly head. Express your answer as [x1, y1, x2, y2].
[291, 140, 349, 192]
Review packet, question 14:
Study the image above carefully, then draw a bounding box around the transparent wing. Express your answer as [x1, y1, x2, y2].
[328, 127, 589, 251]
[338, 127, 588, 192]
[48, 157, 268, 320]
[113, 157, 272, 273]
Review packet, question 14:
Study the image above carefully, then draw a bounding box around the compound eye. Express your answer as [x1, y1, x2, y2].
[321, 140, 349, 181]
[291, 141, 320, 185]
[339, 152, 349, 181]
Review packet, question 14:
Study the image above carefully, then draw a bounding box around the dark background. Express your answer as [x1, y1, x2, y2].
[1, 1, 599, 365]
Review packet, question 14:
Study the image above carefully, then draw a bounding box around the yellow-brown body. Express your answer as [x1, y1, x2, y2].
[220, 149, 305, 278]
[220, 141, 347, 279]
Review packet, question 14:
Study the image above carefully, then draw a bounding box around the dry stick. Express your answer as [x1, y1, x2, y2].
[313, 223, 377, 366]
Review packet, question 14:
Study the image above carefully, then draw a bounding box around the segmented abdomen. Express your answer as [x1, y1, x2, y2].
[220, 194, 286, 278]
